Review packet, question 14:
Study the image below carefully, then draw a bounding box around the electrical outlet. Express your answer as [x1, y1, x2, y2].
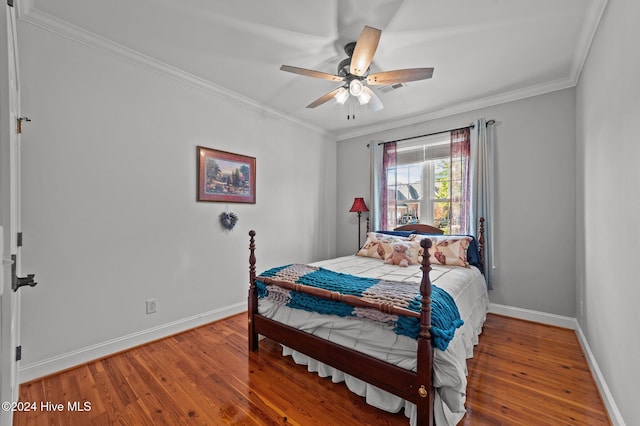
[146, 298, 157, 314]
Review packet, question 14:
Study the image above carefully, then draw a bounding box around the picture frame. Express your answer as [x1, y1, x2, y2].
[197, 146, 256, 204]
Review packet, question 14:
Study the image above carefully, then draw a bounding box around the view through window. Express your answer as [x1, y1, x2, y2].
[385, 133, 454, 232]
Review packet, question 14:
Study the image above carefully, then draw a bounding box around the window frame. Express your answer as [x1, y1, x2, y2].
[385, 133, 452, 231]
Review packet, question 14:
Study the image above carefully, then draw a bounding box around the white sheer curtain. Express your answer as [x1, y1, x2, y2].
[369, 141, 384, 232]
[470, 118, 495, 289]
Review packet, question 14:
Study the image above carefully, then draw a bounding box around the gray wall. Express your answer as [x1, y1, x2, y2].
[13, 3, 638, 423]
[337, 89, 577, 317]
[577, 0, 639, 424]
[17, 19, 336, 380]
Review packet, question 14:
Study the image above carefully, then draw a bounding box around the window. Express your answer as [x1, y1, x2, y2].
[432, 158, 452, 233]
[385, 163, 422, 228]
[382, 129, 470, 233]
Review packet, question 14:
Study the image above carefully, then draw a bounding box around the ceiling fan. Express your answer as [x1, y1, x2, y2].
[280, 26, 434, 112]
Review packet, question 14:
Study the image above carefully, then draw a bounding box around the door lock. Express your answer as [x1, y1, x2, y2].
[11, 254, 37, 291]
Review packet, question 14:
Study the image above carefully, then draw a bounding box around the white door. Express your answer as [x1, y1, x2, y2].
[1, 4, 24, 425]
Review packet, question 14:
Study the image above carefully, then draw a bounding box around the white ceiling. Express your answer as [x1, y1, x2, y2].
[19, 0, 606, 140]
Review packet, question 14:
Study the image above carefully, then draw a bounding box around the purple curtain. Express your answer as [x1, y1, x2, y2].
[382, 142, 397, 230]
[450, 128, 471, 234]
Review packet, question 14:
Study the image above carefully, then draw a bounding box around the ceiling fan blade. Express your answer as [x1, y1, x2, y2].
[350, 26, 381, 77]
[363, 86, 384, 112]
[367, 68, 434, 85]
[306, 87, 344, 108]
[280, 65, 344, 82]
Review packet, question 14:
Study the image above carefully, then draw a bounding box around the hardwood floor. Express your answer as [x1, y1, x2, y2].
[462, 315, 610, 425]
[15, 313, 610, 425]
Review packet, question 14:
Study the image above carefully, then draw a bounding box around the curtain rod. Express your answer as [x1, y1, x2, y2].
[378, 119, 495, 145]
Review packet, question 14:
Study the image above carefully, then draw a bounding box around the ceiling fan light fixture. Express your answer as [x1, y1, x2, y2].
[280, 25, 432, 112]
[335, 87, 349, 105]
[349, 79, 364, 97]
[357, 90, 371, 105]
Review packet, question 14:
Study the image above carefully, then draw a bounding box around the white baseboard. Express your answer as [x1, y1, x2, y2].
[18, 301, 626, 425]
[575, 324, 626, 426]
[489, 303, 625, 425]
[488, 303, 577, 329]
[18, 302, 246, 383]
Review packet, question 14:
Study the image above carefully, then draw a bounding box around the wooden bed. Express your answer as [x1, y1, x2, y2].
[248, 219, 485, 426]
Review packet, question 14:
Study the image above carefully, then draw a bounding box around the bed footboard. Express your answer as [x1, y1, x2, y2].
[248, 230, 435, 426]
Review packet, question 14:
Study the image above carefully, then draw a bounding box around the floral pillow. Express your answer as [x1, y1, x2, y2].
[411, 234, 472, 267]
[357, 232, 423, 265]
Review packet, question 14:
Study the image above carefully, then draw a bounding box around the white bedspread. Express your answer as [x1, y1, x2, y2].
[258, 255, 489, 425]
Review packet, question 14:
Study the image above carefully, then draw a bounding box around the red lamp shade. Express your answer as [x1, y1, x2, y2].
[349, 197, 369, 213]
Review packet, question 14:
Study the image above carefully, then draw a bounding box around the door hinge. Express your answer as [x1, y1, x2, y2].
[16, 346, 21, 361]
[17, 117, 31, 134]
[17, 232, 22, 247]
[8, 0, 14, 8]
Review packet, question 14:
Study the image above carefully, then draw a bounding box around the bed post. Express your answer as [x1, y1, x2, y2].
[248, 230, 259, 351]
[478, 217, 485, 272]
[416, 238, 435, 426]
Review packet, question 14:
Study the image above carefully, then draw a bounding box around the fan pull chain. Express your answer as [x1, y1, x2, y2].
[346, 98, 356, 120]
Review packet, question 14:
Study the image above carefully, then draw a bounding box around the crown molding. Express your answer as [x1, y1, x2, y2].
[570, 0, 609, 84]
[334, 0, 609, 142]
[18, 1, 607, 144]
[14, 0, 34, 18]
[335, 76, 576, 141]
[17, 7, 331, 138]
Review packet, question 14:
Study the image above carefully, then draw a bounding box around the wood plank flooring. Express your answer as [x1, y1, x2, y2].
[15, 313, 610, 425]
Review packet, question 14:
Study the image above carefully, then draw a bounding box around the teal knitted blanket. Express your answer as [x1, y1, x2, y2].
[256, 264, 463, 351]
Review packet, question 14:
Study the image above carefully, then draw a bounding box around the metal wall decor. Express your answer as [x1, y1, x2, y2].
[219, 211, 239, 230]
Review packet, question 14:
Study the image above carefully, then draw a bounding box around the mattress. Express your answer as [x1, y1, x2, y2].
[258, 255, 489, 425]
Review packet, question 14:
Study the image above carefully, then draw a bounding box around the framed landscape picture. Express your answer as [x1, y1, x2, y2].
[197, 146, 256, 204]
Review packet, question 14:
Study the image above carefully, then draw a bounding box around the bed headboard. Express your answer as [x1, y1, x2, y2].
[393, 223, 444, 234]
[365, 217, 444, 235]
